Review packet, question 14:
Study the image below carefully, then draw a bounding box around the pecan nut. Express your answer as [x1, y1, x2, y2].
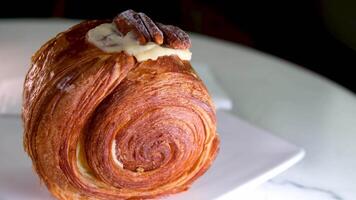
[114, 10, 150, 44]
[157, 23, 191, 49]
[114, 10, 191, 49]
[138, 12, 164, 45]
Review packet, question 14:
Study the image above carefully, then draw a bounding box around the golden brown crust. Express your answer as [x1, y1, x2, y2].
[23, 19, 219, 200]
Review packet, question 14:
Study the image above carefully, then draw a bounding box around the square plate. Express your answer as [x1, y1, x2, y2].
[0, 111, 304, 200]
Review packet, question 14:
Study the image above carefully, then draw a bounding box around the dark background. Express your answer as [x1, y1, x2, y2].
[2, 0, 356, 93]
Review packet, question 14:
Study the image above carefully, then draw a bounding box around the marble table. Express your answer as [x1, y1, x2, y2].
[1, 19, 355, 200]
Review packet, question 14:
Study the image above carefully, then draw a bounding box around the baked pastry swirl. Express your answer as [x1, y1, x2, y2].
[23, 10, 219, 200]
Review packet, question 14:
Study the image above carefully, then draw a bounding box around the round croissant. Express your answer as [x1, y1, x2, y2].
[23, 13, 219, 200]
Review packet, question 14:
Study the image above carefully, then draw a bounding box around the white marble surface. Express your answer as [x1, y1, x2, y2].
[192, 34, 356, 200]
[1, 19, 355, 199]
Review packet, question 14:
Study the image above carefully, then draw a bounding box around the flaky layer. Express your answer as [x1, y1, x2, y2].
[22, 20, 219, 200]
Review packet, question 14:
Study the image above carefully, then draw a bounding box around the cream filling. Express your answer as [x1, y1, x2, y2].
[111, 142, 124, 168]
[76, 141, 123, 178]
[76, 142, 93, 178]
[87, 23, 192, 62]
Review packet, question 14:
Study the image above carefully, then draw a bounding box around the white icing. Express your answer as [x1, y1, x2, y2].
[87, 23, 192, 62]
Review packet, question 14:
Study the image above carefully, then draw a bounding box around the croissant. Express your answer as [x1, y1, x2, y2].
[23, 10, 219, 200]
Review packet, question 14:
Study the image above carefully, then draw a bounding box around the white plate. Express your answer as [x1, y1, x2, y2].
[0, 111, 304, 200]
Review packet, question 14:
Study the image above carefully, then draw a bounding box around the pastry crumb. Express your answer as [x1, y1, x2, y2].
[136, 167, 144, 173]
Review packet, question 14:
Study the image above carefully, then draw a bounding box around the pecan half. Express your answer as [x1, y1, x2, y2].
[138, 13, 164, 45]
[114, 10, 191, 49]
[157, 23, 191, 49]
[114, 10, 150, 44]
